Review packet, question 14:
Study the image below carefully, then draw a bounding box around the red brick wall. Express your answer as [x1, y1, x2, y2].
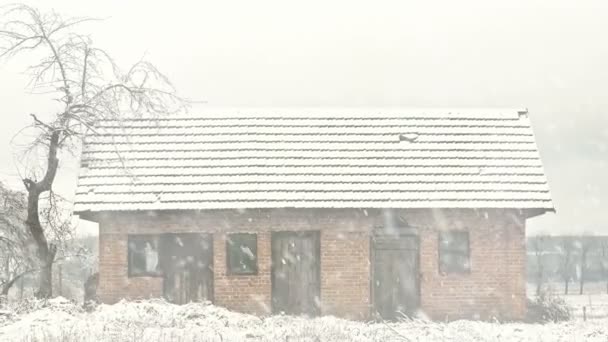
[320, 231, 370, 319]
[96, 209, 373, 316]
[414, 209, 527, 320]
[94, 208, 527, 321]
[97, 231, 163, 302]
[213, 231, 272, 315]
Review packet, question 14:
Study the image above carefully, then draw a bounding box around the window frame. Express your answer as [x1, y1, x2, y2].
[226, 233, 258, 276]
[438, 230, 471, 274]
[127, 234, 163, 278]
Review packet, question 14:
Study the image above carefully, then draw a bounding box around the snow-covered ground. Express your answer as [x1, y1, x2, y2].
[565, 294, 608, 320]
[0, 298, 607, 342]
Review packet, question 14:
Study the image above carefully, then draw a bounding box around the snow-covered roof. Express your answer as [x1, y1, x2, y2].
[73, 108, 553, 213]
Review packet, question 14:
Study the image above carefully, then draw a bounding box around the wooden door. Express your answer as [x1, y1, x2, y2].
[372, 234, 419, 319]
[271, 231, 320, 316]
[160, 233, 213, 304]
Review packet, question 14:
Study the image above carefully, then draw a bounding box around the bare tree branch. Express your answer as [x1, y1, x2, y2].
[0, 4, 188, 298]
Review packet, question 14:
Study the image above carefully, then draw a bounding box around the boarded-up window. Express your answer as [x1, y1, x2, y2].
[226, 233, 258, 275]
[438, 231, 470, 273]
[128, 235, 162, 277]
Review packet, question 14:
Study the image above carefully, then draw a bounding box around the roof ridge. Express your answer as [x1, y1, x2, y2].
[93, 108, 527, 122]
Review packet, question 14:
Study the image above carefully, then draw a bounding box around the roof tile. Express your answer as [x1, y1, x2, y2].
[74, 108, 553, 212]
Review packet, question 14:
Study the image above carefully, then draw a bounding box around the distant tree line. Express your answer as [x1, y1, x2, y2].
[527, 236, 608, 295]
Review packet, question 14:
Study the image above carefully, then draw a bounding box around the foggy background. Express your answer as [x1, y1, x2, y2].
[0, 0, 606, 235]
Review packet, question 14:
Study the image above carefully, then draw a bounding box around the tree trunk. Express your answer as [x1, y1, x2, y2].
[580, 254, 586, 295]
[19, 276, 23, 300]
[536, 255, 543, 295]
[27, 195, 57, 299]
[23, 130, 60, 299]
[57, 264, 62, 297]
[562, 248, 571, 296]
[37, 261, 53, 298]
[3, 259, 8, 283]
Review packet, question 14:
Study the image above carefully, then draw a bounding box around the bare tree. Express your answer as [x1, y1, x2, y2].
[600, 240, 608, 295]
[577, 236, 596, 295]
[0, 182, 35, 299]
[0, 4, 187, 298]
[558, 237, 575, 295]
[530, 235, 547, 295]
[1, 182, 94, 301]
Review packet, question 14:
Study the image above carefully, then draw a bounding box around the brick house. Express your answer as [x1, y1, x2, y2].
[74, 108, 553, 320]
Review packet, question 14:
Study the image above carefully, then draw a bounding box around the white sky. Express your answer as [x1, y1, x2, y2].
[0, 0, 607, 235]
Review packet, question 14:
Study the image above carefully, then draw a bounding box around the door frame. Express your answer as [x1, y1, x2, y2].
[270, 230, 321, 315]
[370, 228, 420, 318]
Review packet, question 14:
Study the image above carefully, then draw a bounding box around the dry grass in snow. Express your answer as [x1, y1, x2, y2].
[0, 298, 607, 342]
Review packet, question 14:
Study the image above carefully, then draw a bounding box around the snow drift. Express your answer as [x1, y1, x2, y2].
[0, 297, 606, 341]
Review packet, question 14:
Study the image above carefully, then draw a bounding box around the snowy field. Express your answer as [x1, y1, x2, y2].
[565, 295, 608, 320]
[1, 298, 607, 342]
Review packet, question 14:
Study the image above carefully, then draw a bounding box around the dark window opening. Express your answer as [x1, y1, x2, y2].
[438, 231, 470, 274]
[226, 233, 258, 275]
[128, 235, 162, 277]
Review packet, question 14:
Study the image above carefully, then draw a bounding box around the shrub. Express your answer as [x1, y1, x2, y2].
[526, 291, 572, 323]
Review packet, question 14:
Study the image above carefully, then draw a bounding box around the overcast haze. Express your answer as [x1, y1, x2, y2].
[0, 0, 606, 235]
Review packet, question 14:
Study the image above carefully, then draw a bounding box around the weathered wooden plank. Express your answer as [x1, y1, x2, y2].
[271, 231, 320, 316]
[160, 233, 213, 304]
[373, 235, 419, 319]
